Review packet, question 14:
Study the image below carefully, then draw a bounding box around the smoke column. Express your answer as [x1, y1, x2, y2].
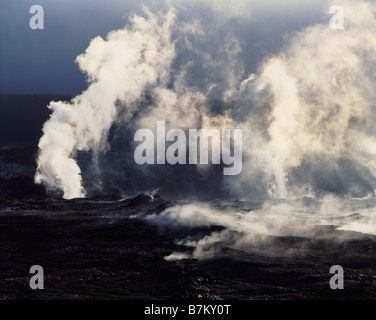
[36, 0, 376, 201]
[35, 8, 177, 199]
[234, 0, 376, 199]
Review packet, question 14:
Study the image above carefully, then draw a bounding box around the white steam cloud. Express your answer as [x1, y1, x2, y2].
[35, 8, 177, 198]
[234, 0, 376, 199]
[36, 0, 376, 204]
[34, 0, 376, 261]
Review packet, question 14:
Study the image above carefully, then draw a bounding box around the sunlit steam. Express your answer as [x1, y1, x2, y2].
[35, 0, 376, 247]
[35, 8, 177, 199]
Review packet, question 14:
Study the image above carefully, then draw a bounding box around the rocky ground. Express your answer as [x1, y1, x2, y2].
[0, 195, 375, 300]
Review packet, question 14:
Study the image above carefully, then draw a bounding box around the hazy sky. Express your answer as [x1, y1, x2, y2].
[0, 0, 331, 94]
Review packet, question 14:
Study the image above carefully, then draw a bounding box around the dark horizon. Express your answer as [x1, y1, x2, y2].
[0, 94, 72, 148]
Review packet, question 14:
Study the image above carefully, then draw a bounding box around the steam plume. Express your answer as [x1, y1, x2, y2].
[36, 0, 376, 202]
[35, 8, 176, 199]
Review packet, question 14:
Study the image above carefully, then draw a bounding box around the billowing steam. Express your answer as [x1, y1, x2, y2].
[143, 195, 376, 260]
[244, 0, 376, 199]
[36, 0, 376, 208]
[35, 8, 178, 199]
